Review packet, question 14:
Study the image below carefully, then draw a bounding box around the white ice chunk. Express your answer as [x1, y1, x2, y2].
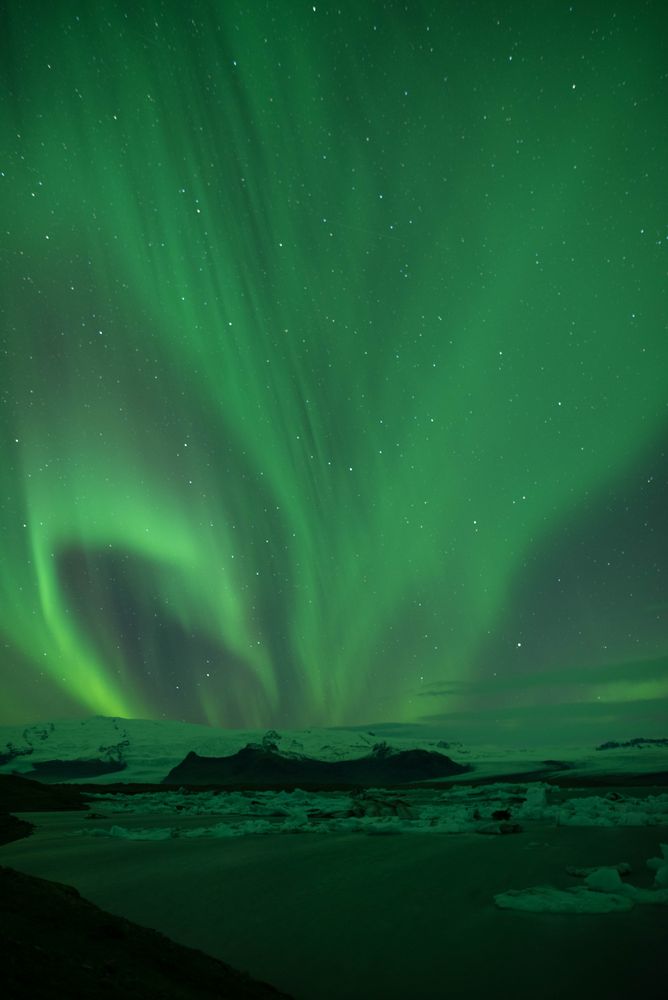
[517, 783, 548, 818]
[654, 865, 668, 888]
[628, 886, 668, 904]
[494, 886, 634, 913]
[584, 868, 626, 893]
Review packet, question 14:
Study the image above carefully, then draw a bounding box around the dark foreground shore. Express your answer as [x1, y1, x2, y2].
[0, 776, 294, 998]
[0, 864, 291, 1000]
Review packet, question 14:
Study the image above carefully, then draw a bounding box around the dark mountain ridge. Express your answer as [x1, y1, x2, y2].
[163, 741, 470, 787]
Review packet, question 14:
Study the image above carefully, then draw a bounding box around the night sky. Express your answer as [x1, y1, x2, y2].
[1, 1, 667, 742]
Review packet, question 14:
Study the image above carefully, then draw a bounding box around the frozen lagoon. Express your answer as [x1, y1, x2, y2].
[2, 785, 667, 999]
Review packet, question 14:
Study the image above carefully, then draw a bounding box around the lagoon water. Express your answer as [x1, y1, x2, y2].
[3, 805, 666, 999]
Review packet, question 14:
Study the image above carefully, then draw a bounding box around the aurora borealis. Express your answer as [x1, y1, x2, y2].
[1, 0, 667, 740]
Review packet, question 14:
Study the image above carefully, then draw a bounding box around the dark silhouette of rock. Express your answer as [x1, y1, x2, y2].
[597, 736, 668, 751]
[163, 743, 470, 788]
[347, 790, 414, 818]
[0, 813, 34, 847]
[0, 866, 292, 999]
[261, 730, 282, 752]
[0, 773, 88, 813]
[0, 742, 34, 766]
[477, 821, 523, 835]
[491, 808, 512, 821]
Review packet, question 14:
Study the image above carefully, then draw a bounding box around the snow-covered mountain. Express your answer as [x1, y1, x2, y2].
[0, 716, 666, 784]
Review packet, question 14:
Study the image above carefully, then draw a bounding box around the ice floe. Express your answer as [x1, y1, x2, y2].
[77, 782, 668, 840]
[495, 886, 635, 913]
[495, 843, 668, 913]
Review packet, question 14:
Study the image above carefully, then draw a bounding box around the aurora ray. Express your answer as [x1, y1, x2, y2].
[1, 1, 667, 739]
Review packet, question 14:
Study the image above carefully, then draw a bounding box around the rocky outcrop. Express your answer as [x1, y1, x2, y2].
[163, 743, 470, 788]
[0, 773, 88, 813]
[0, 813, 34, 847]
